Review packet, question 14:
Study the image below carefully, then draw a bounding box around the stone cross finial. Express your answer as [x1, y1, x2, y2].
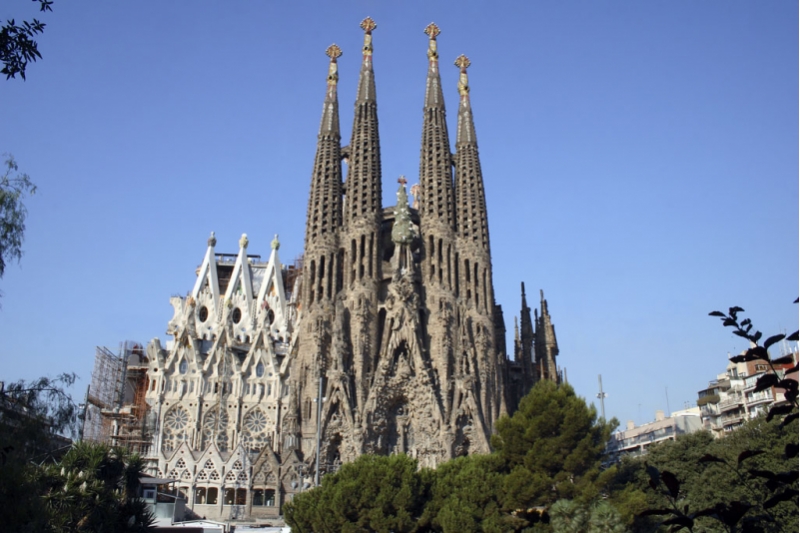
[424, 23, 440, 61]
[360, 17, 377, 33]
[424, 22, 440, 39]
[326, 44, 342, 85]
[454, 54, 470, 70]
[398, 175, 407, 186]
[361, 17, 376, 57]
[326, 43, 342, 60]
[455, 54, 471, 96]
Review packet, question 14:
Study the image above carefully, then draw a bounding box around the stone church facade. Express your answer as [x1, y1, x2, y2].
[140, 19, 562, 520]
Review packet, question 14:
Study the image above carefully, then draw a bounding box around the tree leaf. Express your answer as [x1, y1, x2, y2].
[753, 373, 778, 393]
[660, 471, 681, 499]
[737, 450, 765, 465]
[763, 489, 798, 509]
[779, 412, 798, 429]
[709, 311, 726, 317]
[715, 501, 752, 527]
[749, 469, 776, 481]
[764, 334, 785, 350]
[766, 404, 793, 422]
[787, 330, 798, 342]
[698, 454, 726, 464]
[638, 508, 677, 517]
[785, 443, 799, 459]
[662, 515, 693, 528]
[691, 507, 718, 519]
[771, 354, 796, 365]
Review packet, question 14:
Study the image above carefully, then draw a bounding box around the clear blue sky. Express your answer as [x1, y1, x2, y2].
[1, 1, 797, 428]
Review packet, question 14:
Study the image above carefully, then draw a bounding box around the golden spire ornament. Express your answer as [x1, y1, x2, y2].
[455, 54, 471, 96]
[325, 43, 342, 85]
[360, 17, 377, 56]
[424, 22, 440, 61]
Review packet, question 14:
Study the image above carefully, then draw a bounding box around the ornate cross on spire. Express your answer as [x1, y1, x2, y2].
[455, 54, 471, 96]
[424, 22, 440, 61]
[360, 16, 377, 33]
[325, 44, 342, 85]
[424, 22, 441, 39]
[326, 43, 342, 60]
[360, 17, 376, 56]
[398, 175, 407, 186]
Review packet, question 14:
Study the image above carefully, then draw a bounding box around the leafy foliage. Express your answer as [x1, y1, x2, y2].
[549, 499, 627, 533]
[1, 0, 53, 80]
[1, 155, 37, 281]
[422, 454, 518, 533]
[631, 303, 799, 532]
[1, 374, 153, 532]
[286, 382, 623, 532]
[40, 442, 155, 533]
[493, 381, 619, 509]
[284, 453, 430, 533]
[708, 305, 798, 425]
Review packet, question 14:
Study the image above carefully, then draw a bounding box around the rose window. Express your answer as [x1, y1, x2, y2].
[242, 408, 272, 453]
[161, 406, 190, 454]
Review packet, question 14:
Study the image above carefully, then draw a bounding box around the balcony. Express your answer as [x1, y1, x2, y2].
[718, 396, 743, 412]
[720, 413, 744, 426]
[746, 391, 773, 406]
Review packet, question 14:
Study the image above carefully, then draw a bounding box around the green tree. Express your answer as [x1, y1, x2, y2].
[422, 453, 522, 533]
[40, 442, 154, 533]
[1, 155, 37, 281]
[493, 381, 619, 509]
[0, 373, 79, 532]
[550, 499, 588, 533]
[634, 304, 798, 532]
[1, 374, 153, 532]
[588, 500, 627, 533]
[1, 0, 53, 80]
[619, 417, 798, 532]
[284, 453, 430, 533]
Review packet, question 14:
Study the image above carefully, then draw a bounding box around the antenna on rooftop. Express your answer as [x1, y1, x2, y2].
[665, 386, 671, 416]
[596, 374, 608, 420]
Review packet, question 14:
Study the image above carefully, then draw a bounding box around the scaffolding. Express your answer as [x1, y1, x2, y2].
[83, 341, 153, 455]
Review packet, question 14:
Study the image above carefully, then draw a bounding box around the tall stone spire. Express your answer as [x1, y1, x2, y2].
[419, 23, 455, 232]
[344, 17, 382, 225]
[535, 289, 560, 383]
[519, 282, 534, 390]
[453, 55, 489, 252]
[339, 18, 383, 418]
[303, 44, 344, 308]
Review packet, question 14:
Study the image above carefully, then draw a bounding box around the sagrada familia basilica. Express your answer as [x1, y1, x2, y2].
[136, 19, 562, 520]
